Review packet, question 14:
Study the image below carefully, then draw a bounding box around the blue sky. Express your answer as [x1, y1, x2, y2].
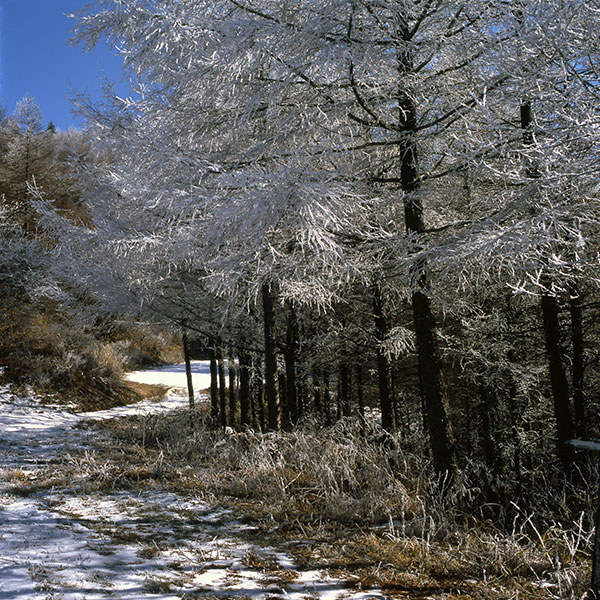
[0, 0, 127, 130]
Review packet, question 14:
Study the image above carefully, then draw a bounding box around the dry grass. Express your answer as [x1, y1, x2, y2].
[69, 409, 592, 599]
[0, 301, 178, 411]
[124, 381, 170, 401]
[8, 402, 590, 600]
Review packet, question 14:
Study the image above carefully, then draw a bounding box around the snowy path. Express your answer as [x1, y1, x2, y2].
[0, 365, 385, 600]
[125, 360, 212, 394]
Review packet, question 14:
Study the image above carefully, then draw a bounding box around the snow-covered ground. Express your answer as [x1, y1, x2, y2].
[125, 360, 212, 394]
[0, 364, 385, 599]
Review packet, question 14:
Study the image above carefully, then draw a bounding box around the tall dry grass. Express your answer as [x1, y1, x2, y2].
[98, 406, 592, 597]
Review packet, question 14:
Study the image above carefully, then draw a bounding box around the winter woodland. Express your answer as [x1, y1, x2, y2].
[2, 0, 600, 597]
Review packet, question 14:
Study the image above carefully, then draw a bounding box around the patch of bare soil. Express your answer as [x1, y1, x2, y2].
[67, 378, 170, 412]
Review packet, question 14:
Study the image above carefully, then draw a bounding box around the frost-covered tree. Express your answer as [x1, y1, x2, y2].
[63, 0, 503, 465]
[1, 96, 46, 207]
[36, 0, 599, 479]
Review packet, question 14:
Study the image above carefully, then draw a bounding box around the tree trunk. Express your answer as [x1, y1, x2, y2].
[391, 367, 400, 433]
[373, 281, 394, 432]
[296, 360, 306, 422]
[504, 296, 524, 496]
[507, 345, 524, 497]
[285, 302, 299, 425]
[209, 336, 219, 424]
[395, 13, 457, 477]
[340, 361, 350, 418]
[521, 93, 576, 475]
[262, 283, 281, 432]
[590, 479, 600, 599]
[312, 370, 323, 417]
[411, 288, 457, 476]
[250, 354, 265, 431]
[356, 363, 365, 422]
[478, 383, 502, 501]
[228, 350, 237, 428]
[569, 285, 585, 436]
[239, 348, 251, 428]
[323, 370, 332, 426]
[279, 372, 289, 427]
[217, 344, 227, 428]
[541, 292, 576, 473]
[251, 353, 264, 431]
[182, 328, 195, 417]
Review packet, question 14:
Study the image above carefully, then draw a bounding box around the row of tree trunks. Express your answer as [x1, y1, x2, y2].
[203, 278, 424, 432]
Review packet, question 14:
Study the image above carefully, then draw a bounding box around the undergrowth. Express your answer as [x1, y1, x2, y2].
[0, 298, 180, 409]
[85, 407, 595, 599]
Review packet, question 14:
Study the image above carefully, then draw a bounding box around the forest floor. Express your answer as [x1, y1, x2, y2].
[0, 362, 389, 599]
[0, 362, 577, 599]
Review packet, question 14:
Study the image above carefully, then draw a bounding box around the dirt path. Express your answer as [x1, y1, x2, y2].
[0, 370, 385, 599]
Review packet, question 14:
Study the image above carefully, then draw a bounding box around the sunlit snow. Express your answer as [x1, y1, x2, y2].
[125, 360, 212, 392]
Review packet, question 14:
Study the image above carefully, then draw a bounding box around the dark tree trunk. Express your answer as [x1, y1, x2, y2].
[323, 370, 332, 426]
[478, 384, 502, 498]
[373, 282, 394, 432]
[340, 361, 350, 418]
[279, 372, 289, 428]
[464, 387, 474, 457]
[262, 284, 281, 432]
[356, 363, 365, 422]
[285, 302, 299, 425]
[296, 362, 306, 422]
[391, 367, 401, 433]
[312, 370, 323, 417]
[569, 285, 585, 436]
[182, 328, 194, 416]
[507, 392, 523, 495]
[520, 95, 576, 475]
[239, 348, 251, 428]
[500, 295, 523, 493]
[217, 344, 227, 428]
[411, 288, 457, 476]
[228, 350, 237, 428]
[541, 292, 576, 472]
[393, 14, 457, 477]
[506, 345, 524, 496]
[209, 336, 219, 424]
[251, 353, 265, 431]
[590, 479, 600, 599]
[399, 101, 456, 472]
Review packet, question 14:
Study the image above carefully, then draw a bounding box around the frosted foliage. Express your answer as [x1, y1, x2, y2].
[379, 326, 416, 360]
[61, 0, 383, 311]
[425, 0, 600, 291]
[13, 95, 43, 136]
[35, 0, 600, 323]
